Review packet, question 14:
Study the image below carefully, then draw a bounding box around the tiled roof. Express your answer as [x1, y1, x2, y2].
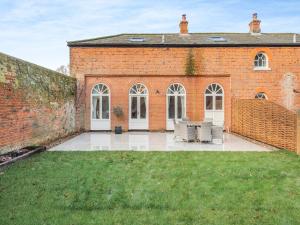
[68, 33, 300, 47]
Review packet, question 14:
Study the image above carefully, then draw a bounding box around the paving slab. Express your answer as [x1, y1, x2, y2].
[50, 132, 273, 152]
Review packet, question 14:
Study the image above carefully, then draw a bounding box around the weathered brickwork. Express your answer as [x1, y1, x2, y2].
[70, 46, 300, 131]
[0, 52, 77, 153]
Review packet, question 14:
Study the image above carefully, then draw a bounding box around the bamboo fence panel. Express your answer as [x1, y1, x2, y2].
[231, 99, 297, 151]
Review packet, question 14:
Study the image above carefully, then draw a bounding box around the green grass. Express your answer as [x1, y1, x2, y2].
[0, 151, 300, 225]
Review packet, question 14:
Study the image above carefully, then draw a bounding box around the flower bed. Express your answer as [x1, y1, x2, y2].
[0, 146, 46, 169]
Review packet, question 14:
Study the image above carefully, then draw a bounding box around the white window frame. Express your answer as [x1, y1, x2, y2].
[128, 83, 149, 129]
[254, 52, 271, 71]
[204, 83, 224, 111]
[91, 83, 110, 120]
[166, 83, 186, 120]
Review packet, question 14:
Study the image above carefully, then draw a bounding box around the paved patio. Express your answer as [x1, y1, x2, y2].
[50, 132, 273, 151]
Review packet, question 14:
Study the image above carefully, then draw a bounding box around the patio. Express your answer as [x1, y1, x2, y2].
[50, 132, 272, 151]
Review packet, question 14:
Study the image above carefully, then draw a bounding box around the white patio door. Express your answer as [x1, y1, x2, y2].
[91, 83, 111, 130]
[204, 83, 224, 126]
[129, 84, 148, 130]
[166, 84, 186, 130]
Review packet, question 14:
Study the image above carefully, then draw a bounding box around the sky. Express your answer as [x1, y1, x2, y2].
[0, 0, 300, 70]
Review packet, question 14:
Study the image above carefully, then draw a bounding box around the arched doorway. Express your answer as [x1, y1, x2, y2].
[91, 83, 110, 130]
[166, 83, 186, 130]
[129, 83, 149, 130]
[204, 83, 224, 126]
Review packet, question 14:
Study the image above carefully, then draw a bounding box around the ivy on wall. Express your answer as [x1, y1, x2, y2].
[185, 49, 196, 76]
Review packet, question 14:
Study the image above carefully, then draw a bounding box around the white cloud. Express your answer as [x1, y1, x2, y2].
[0, 0, 299, 70]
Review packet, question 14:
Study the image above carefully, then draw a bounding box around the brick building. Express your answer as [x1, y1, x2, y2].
[68, 14, 300, 131]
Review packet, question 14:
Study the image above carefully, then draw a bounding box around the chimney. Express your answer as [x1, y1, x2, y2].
[179, 14, 188, 34]
[249, 13, 261, 34]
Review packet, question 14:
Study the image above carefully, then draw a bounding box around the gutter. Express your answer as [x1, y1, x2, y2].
[67, 43, 300, 48]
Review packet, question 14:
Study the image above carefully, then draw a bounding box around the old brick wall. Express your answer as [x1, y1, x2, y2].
[70, 46, 300, 130]
[0, 52, 77, 153]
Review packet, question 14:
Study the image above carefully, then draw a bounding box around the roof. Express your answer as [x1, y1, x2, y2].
[67, 33, 300, 47]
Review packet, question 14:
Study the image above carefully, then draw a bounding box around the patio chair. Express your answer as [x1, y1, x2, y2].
[197, 122, 212, 142]
[179, 121, 196, 142]
[212, 125, 224, 143]
[173, 119, 181, 139]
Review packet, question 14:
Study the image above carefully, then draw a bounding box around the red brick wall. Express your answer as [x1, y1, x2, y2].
[0, 52, 77, 153]
[70, 47, 300, 130]
[84, 75, 230, 131]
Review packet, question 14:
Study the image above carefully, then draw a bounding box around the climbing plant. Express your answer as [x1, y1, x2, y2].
[185, 49, 196, 76]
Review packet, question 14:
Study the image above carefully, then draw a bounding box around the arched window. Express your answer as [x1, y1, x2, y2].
[205, 83, 224, 111]
[91, 83, 110, 120]
[255, 92, 267, 100]
[129, 83, 148, 95]
[254, 52, 268, 68]
[167, 83, 186, 120]
[129, 83, 148, 122]
[204, 83, 224, 126]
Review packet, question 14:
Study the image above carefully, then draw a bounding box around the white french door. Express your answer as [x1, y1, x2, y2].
[204, 83, 224, 126]
[129, 84, 148, 130]
[166, 84, 186, 130]
[91, 84, 111, 130]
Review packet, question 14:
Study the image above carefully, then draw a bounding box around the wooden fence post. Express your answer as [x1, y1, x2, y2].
[297, 110, 300, 155]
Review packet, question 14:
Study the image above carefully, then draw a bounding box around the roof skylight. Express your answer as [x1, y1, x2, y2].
[208, 36, 227, 42]
[129, 38, 145, 42]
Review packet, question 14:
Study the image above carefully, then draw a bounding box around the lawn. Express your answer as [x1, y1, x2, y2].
[0, 151, 300, 225]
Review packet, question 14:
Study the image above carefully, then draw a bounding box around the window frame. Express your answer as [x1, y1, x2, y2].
[129, 83, 149, 120]
[204, 83, 224, 111]
[166, 83, 186, 120]
[91, 83, 110, 120]
[254, 52, 270, 71]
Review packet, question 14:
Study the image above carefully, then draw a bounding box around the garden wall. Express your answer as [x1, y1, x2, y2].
[231, 99, 300, 154]
[0, 52, 77, 153]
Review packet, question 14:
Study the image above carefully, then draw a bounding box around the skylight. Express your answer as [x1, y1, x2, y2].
[129, 38, 145, 42]
[208, 36, 227, 42]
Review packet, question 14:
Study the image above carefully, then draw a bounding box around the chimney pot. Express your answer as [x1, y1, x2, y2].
[253, 13, 258, 20]
[179, 14, 188, 34]
[249, 13, 261, 34]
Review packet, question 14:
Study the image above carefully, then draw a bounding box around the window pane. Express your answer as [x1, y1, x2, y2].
[177, 96, 184, 119]
[131, 97, 137, 119]
[255, 92, 267, 99]
[168, 96, 175, 119]
[206, 96, 213, 110]
[140, 97, 146, 119]
[262, 58, 266, 67]
[101, 96, 109, 119]
[92, 96, 100, 119]
[205, 89, 211, 94]
[215, 96, 223, 110]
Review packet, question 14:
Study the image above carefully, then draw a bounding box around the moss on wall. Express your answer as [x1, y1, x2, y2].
[0, 52, 78, 153]
[0, 52, 76, 106]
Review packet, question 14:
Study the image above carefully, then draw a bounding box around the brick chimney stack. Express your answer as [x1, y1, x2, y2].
[179, 14, 188, 34]
[249, 13, 261, 34]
